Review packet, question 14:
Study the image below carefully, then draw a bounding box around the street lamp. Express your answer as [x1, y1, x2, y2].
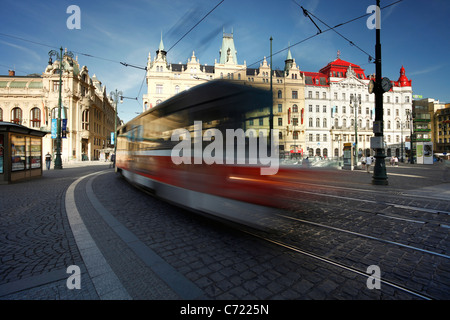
[110, 89, 122, 157]
[370, 0, 391, 185]
[48, 47, 74, 169]
[351, 95, 361, 167]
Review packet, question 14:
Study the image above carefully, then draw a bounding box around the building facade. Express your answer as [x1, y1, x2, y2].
[304, 57, 413, 160]
[435, 103, 450, 156]
[0, 54, 118, 163]
[143, 32, 306, 156]
[143, 32, 413, 160]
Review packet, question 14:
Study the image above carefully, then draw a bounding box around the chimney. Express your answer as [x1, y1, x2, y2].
[8, 70, 15, 76]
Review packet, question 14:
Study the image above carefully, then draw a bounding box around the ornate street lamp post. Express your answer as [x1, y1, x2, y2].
[48, 47, 74, 169]
[370, 0, 391, 185]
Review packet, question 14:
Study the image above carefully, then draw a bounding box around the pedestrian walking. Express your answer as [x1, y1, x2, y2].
[110, 153, 115, 168]
[365, 154, 372, 173]
[45, 152, 52, 170]
[360, 155, 366, 171]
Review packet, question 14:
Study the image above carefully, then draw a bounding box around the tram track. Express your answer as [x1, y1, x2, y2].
[281, 186, 450, 227]
[242, 228, 435, 300]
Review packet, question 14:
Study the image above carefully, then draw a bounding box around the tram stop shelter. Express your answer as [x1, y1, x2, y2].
[0, 122, 47, 184]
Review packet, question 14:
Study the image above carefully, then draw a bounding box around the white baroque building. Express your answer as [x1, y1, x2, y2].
[143, 32, 306, 155]
[143, 32, 412, 160]
[0, 54, 118, 162]
[303, 55, 412, 159]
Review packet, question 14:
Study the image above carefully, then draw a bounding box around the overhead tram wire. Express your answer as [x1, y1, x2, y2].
[217, 0, 405, 82]
[0, 32, 147, 71]
[166, 0, 225, 54]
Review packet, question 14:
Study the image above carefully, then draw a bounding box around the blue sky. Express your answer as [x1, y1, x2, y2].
[1, 0, 449, 123]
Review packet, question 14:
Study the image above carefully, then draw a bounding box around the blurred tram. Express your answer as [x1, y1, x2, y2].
[115, 80, 299, 226]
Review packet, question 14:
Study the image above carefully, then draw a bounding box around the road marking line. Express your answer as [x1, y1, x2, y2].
[65, 171, 132, 300]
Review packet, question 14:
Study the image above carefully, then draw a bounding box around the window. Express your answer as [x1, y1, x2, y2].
[278, 90, 282, 99]
[82, 110, 89, 130]
[323, 118, 327, 127]
[309, 105, 313, 112]
[175, 85, 180, 94]
[292, 118, 298, 126]
[323, 134, 327, 142]
[316, 92, 319, 99]
[309, 118, 313, 127]
[11, 107, 22, 125]
[316, 134, 320, 142]
[293, 131, 298, 139]
[53, 81, 60, 92]
[292, 91, 298, 99]
[259, 118, 263, 126]
[30, 108, 41, 128]
[278, 104, 282, 113]
[323, 92, 326, 99]
[156, 84, 163, 94]
[316, 118, 320, 127]
[308, 91, 312, 99]
[323, 105, 327, 113]
[309, 134, 313, 142]
[293, 105, 298, 113]
[0, 108, 2, 121]
[316, 105, 320, 113]
[278, 118, 283, 126]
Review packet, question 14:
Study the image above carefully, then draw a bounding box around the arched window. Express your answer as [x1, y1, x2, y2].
[175, 85, 180, 94]
[316, 148, 321, 156]
[11, 107, 22, 124]
[323, 118, 327, 127]
[292, 104, 298, 113]
[30, 107, 41, 128]
[51, 107, 58, 119]
[323, 148, 328, 158]
[316, 118, 320, 127]
[82, 110, 89, 130]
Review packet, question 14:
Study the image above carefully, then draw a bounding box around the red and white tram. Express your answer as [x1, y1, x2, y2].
[115, 80, 319, 226]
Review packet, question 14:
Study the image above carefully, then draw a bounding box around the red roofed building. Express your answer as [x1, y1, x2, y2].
[301, 52, 412, 161]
